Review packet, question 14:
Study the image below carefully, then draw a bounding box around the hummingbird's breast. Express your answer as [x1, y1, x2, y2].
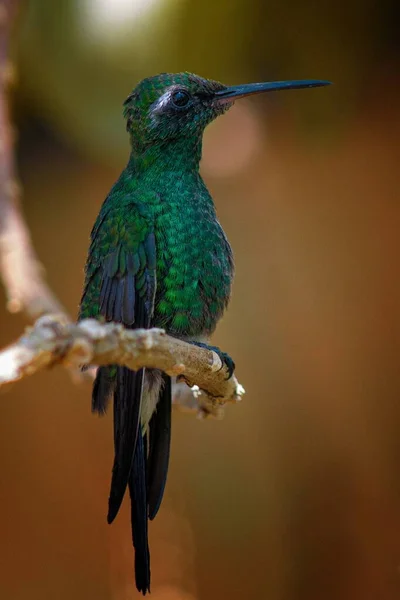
[152, 175, 233, 338]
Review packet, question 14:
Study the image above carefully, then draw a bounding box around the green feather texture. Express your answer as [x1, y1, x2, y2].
[80, 71, 234, 338]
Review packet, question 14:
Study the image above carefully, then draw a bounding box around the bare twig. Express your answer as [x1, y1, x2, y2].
[0, 316, 245, 416]
[0, 0, 67, 320]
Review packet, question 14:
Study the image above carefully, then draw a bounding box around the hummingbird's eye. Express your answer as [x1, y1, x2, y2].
[171, 90, 191, 108]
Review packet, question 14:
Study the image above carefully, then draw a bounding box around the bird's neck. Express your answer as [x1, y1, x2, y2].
[128, 136, 202, 176]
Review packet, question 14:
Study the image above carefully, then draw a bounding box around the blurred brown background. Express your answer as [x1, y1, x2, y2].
[1, 0, 400, 598]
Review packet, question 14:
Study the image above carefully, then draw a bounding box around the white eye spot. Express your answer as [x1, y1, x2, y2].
[149, 90, 174, 128]
[152, 90, 173, 113]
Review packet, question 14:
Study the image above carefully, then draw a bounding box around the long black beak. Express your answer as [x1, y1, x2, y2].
[214, 79, 331, 104]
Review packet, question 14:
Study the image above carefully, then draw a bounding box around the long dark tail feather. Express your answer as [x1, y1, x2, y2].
[92, 366, 115, 415]
[129, 431, 151, 595]
[147, 374, 172, 520]
[107, 366, 144, 524]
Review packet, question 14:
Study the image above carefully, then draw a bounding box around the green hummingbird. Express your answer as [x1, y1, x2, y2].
[79, 72, 330, 594]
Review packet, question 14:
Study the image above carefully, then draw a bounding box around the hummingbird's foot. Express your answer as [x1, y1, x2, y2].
[190, 342, 235, 379]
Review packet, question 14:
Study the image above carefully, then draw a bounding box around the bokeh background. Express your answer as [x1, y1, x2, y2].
[1, 0, 400, 598]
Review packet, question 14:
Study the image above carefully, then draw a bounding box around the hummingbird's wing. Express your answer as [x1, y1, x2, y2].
[80, 200, 156, 524]
[147, 373, 172, 520]
[80, 196, 171, 593]
[103, 233, 156, 527]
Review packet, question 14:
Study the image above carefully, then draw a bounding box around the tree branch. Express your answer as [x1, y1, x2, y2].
[0, 0, 67, 320]
[0, 316, 245, 416]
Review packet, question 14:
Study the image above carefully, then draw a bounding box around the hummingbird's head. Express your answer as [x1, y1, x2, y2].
[123, 72, 229, 152]
[124, 72, 331, 155]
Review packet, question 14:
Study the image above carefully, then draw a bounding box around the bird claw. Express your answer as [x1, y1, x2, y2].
[190, 342, 235, 380]
[215, 350, 235, 380]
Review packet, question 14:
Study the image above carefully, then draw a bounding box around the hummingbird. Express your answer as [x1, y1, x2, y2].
[79, 72, 330, 594]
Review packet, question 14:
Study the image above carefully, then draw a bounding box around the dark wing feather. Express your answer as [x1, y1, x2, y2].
[79, 201, 158, 593]
[79, 206, 112, 312]
[129, 430, 151, 594]
[147, 374, 172, 520]
[92, 366, 115, 414]
[100, 232, 157, 524]
[107, 365, 144, 524]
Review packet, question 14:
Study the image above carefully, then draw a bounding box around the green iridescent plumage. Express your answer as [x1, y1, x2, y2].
[79, 71, 330, 594]
[80, 165, 232, 335]
[80, 73, 233, 337]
